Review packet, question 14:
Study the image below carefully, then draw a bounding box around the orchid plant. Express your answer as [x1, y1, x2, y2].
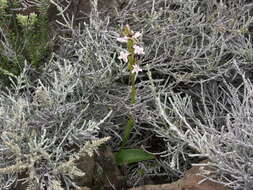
[115, 25, 155, 165]
[117, 25, 144, 104]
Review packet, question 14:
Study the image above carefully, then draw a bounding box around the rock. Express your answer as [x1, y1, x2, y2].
[129, 159, 231, 190]
[74, 154, 96, 187]
[79, 187, 91, 190]
[75, 146, 125, 190]
[179, 159, 230, 190]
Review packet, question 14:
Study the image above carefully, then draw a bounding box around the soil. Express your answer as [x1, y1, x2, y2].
[78, 158, 232, 190]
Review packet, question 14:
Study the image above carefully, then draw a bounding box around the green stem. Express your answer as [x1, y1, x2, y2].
[121, 34, 139, 148]
[130, 73, 136, 104]
[121, 116, 135, 147]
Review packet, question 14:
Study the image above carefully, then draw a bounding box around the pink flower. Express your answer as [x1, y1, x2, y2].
[118, 51, 130, 62]
[117, 36, 129, 43]
[133, 45, 145, 55]
[131, 64, 142, 74]
[132, 31, 142, 39]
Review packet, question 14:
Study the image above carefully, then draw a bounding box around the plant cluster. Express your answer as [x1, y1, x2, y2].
[0, 0, 51, 87]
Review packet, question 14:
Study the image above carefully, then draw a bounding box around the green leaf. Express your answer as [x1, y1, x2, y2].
[115, 148, 156, 165]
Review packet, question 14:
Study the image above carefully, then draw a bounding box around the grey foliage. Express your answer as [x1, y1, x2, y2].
[0, 60, 111, 189]
[150, 63, 253, 189]
[1, 0, 253, 189]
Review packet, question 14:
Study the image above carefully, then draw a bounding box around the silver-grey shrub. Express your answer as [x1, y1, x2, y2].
[1, 0, 253, 188]
[44, 0, 253, 187]
[149, 62, 253, 189]
[0, 59, 111, 189]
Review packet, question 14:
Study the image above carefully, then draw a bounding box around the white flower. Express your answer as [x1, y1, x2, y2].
[118, 51, 130, 62]
[117, 36, 129, 43]
[132, 31, 142, 39]
[131, 64, 142, 74]
[133, 45, 145, 55]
